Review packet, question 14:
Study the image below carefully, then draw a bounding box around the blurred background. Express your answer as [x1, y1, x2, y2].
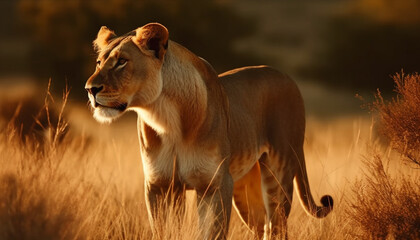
[0, 0, 419, 115]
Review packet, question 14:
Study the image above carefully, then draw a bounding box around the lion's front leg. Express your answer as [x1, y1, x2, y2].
[144, 180, 186, 237]
[196, 172, 234, 240]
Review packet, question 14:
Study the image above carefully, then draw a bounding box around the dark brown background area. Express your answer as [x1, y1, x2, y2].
[1, 0, 419, 99]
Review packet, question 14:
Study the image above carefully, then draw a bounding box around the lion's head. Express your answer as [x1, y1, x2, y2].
[85, 23, 169, 123]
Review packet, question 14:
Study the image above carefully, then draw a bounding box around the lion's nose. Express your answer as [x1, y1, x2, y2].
[86, 85, 104, 97]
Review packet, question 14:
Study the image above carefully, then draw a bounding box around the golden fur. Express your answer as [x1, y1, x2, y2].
[85, 23, 333, 239]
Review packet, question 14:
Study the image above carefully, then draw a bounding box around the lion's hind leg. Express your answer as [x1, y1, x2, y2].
[259, 151, 294, 239]
[233, 161, 266, 238]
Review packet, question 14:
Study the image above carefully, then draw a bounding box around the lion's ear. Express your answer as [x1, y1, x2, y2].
[93, 26, 116, 52]
[133, 23, 169, 60]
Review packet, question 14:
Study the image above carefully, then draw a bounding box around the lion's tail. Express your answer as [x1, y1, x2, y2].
[294, 163, 333, 218]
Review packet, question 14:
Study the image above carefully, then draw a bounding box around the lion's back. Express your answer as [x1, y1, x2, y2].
[219, 65, 305, 125]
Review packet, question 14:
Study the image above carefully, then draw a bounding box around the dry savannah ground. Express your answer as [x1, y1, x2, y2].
[0, 73, 419, 239]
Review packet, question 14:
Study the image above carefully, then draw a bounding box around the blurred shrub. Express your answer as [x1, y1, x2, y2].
[17, 0, 258, 98]
[299, 0, 420, 91]
[374, 72, 420, 166]
[0, 173, 79, 240]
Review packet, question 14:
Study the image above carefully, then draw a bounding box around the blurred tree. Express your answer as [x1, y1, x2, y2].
[299, 0, 420, 92]
[17, 0, 258, 98]
[354, 0, 420, 25]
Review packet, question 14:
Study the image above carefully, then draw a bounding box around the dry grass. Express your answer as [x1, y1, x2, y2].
[0, 80, 66, 147]
[345, 71, 420, 239]
[0, 81, 418, 239]
[347, 152, 420, 239]
[374, 72, 420, 165]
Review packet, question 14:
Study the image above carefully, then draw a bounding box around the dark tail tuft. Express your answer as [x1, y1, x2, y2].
[321, 195, 334, 210]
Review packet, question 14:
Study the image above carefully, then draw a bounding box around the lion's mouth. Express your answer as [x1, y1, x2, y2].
[93, 101, 127, 111]
[114, 103, 127, 111]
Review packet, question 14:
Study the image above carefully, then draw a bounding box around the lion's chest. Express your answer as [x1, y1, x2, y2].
[141, 142, 221, 189]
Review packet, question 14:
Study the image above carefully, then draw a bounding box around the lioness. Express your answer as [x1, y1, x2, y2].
[85, 23, 333, 239]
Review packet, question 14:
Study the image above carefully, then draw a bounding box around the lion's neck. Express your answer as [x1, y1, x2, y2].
[136, 42, 212, 142]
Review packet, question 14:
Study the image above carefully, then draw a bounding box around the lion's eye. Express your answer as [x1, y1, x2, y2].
[96, 60, 101, 66]
[117, 58, 127, 66]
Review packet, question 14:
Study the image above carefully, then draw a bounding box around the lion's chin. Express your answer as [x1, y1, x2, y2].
[93, 106, 124, 124]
